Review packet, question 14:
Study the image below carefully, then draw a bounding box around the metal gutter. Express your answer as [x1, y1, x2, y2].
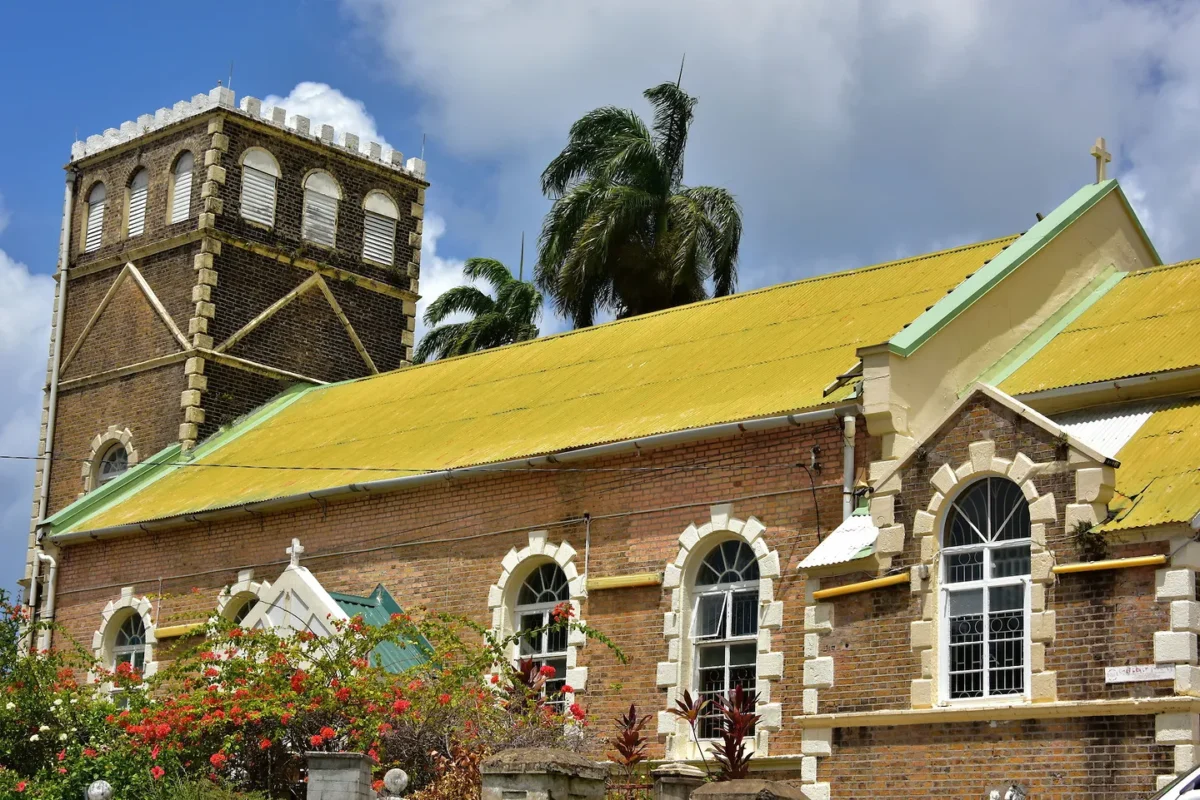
[48, 404, 860, 545]
[1014, 366, 1200, 406]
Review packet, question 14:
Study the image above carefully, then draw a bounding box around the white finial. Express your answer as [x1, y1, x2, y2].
[1090, 137, 1112, 183]
[286, 538, 305, 567]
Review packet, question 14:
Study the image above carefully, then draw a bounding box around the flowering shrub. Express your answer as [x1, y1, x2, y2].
[0, 588, 618, 798]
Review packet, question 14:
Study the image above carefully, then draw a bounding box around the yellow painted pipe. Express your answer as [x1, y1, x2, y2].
[812, 572, 909, 601]
[586, 571, 664, 591]
[1052, 554, 1167, 574]
[155, 622, 206, 639]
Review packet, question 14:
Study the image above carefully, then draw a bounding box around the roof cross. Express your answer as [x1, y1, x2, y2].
[1090, 137, 1112, 183]
[286, 538, 305, 567]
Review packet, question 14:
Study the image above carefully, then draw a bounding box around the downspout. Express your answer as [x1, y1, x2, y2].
[842, 414, 856, 521]
[35, 553, 57, 652]
[29, 173, 76, 648]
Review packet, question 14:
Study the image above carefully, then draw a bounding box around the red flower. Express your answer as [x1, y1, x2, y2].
[310, 734, 323, 747]
[281, 712, 293, 725]
[568, 702, 586, 721]
[392, 699, 411, 713]
[538, 665, 557, 678]
[204, 667, 220, 678]
[407, 680, 423, 691]
[259, 738, 272, 751]
[320, 726, 336, 740]
[489, 674, 500, 684]
[373, 780, 385, 792]
[438, 693, 452, 706]
[57, 750, 66, 762]
[229, 627, 243, 639]
[290, 671, 307, 692]
[209, 752, 228, 769]
[551, 601, 575, 622]
[14, 781, 26, 793]
[151, 766, 166, 780]
[562, 684, 574, 694]
[336, 687, 352, 702]
[84, 748, 97, 758]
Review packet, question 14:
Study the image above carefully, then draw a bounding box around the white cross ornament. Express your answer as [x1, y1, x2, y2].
[286, 538, 304, 567]
[1090, 137, 1111, 183]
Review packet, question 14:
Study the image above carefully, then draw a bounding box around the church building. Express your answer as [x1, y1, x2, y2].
[20, 87, 1200, 799]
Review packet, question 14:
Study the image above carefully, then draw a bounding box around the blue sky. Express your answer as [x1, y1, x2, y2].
[2, 0, 1200, 592]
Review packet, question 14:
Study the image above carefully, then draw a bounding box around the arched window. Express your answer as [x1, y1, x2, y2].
[169, 151, 194, 223]
[84, 183, 106, 252]
[112, 613, 147, 671]
[96, 443, 129, 486]
[515, 563, 569, 706]
[239, 148, 280, 227]
[231, 598, 258, 625]
[941, 477, 1031, 700]
[302, 171, 341, 247]
[362, 191, 399, 265]
[692, 540, 759, 737]
[126, 168, 149, 238]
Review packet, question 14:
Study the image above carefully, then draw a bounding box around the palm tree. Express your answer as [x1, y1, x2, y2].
[413, 258, 542, 364]
[536, 80, 742, 327]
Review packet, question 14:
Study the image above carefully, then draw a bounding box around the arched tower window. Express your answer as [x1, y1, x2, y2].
[169, 151, 195, 223]
[692, 540, 759, 738]
[302, 170, 341, 247]
[515, 563, 569, 706]
[96, 443, 129, 486]
[362, 191, 399, 265]
[941, 477, 1031, 700]
[239, 148, 280, 227]
[126, 168, 149, 238]
[84, 183, 106, 252]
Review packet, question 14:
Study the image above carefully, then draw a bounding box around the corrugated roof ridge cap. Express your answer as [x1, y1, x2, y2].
[889, 181, 1120, 358]
[1127, 257, 1200, 277]
[322, 233, 1021, 386]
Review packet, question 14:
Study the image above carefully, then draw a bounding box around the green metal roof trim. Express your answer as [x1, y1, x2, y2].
[330, 584, 432, 673]
[888, 180, 1160, 358]
[47, 383, 315, 535]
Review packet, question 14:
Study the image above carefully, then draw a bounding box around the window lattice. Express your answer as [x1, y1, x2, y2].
[692, 540, 758, 737]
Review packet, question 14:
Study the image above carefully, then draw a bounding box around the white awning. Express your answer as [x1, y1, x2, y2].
[799, 511, 878, 570]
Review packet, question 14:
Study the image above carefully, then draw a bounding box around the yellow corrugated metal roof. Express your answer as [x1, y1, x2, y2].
[1100, 399, 1200, 532]
[1002, 260, 1200, 395]
[58, 235, 1017, 533]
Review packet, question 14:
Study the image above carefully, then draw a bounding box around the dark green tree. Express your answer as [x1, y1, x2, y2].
[414, 258, 541, 363]
[537, 81, 742, 327]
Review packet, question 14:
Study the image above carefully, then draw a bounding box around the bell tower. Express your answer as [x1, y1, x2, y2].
[24, 85, 427, 585]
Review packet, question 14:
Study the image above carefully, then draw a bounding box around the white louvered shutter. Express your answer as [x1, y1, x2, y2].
[127, 170, 148, 237]
[302, 190, 338, 247]
[240, 167, 277, 226]
[362, 211, 397, 265]
[84, 185, 106, 252]
[170, 152, 194, 223]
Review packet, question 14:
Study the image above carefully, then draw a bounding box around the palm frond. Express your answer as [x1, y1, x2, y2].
[680, 186, 742, 296]
[462, 258, 516, 293]
[644, 82, 697, 189]
[413, 322, 470, 364]
[541, 107, 651, 197]
[422, 285, 495, 326]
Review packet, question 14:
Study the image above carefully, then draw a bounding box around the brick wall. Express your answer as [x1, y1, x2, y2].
[50, 418, 853, 760]
[824, 715, 1170, 799]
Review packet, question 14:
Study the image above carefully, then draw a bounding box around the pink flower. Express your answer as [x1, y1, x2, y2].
[14, 781, 26, 793]
[151, 766, 165, 780]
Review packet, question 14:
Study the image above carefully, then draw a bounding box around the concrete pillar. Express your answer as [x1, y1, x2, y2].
[693, 779, 808, 800]
[481, 748, 607, 800]
[652, 762, 706, 800]
[307, 752, 376, 800]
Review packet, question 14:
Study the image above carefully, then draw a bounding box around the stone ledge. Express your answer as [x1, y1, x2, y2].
[794, 696, 1200, 728]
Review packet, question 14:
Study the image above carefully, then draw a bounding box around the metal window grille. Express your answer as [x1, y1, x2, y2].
[240, 167, 277, 227]
[942, 477, 1031, 700]
[692, 540, 759, 738]
[515, 563, 571, 710]
[362, 211, 397, 265]
[127, 170, 148, 238]
[302, 190, 338, 247]
[170, 152, 194, 223]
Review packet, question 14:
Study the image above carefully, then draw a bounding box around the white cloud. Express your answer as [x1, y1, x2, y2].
[0, 199, 55, 591]
[344, 0, 1200, 301]
[414, 212, 468, 342]
[263, 82, 390, 148]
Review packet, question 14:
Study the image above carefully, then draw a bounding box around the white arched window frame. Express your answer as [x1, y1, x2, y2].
[362, 190, 399, 266]
[92, 587, 157, 693]
[82, 425, 138, 493]
[514, 563, 571, 709]
[84, 182, 106, 252]
[216, 569, 271, 625]
[302, 170, 342, 247]
[126, 168, 149, 238]
[239, 148, 280, 227]
[691, 540, 760, 738]
[939, 477, 1032, 702]
[168, 151, 195, 223]
[96, 443, 129, 486]
[489, 531, 588, 704]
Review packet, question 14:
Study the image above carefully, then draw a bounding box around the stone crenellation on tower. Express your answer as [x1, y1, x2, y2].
[24, 84, 429, 584]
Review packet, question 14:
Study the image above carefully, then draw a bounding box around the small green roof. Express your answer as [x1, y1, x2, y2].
[329, 584, 431, 674]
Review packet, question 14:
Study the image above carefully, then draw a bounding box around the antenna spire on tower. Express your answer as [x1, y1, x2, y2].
[519, 232, 525, 282]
